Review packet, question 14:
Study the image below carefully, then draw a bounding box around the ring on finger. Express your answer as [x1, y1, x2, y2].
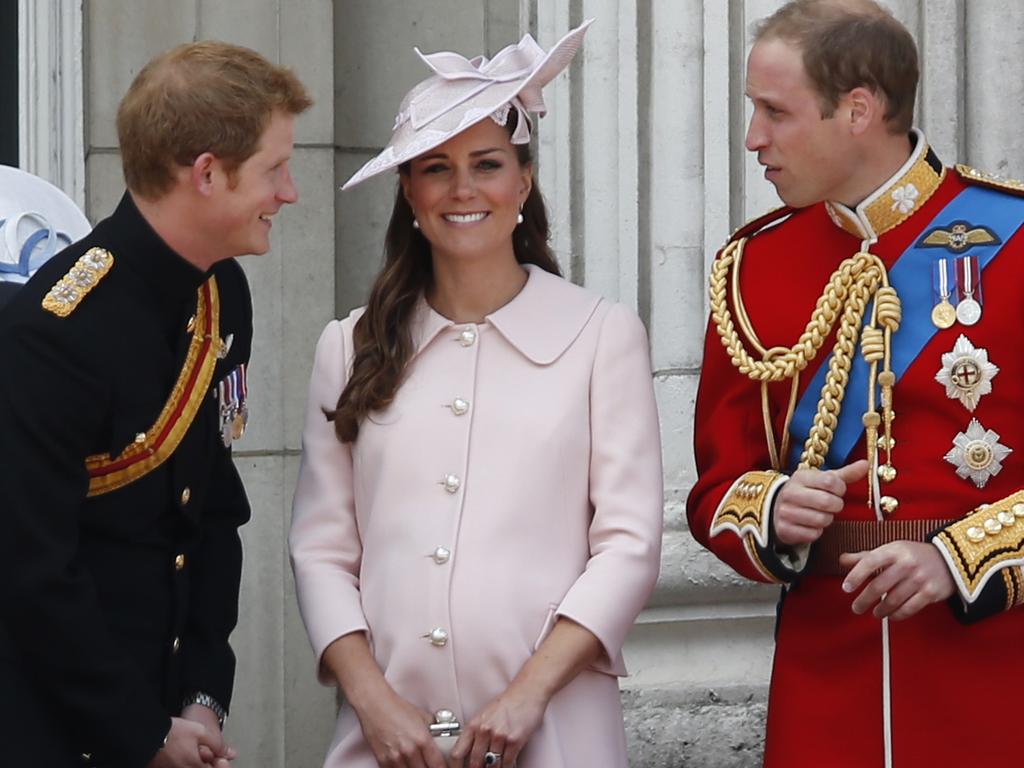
[484, 751, 502, 766]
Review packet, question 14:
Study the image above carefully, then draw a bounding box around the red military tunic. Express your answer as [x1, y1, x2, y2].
[689, 132, 1024, 767]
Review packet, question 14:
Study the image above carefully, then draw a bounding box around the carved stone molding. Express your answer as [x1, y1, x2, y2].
[18, 0, 85, 208]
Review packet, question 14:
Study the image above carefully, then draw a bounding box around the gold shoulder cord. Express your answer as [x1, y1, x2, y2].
[711, 238, 901, 506]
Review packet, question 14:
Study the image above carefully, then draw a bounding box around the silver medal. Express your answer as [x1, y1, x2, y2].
[944, 418, 1012, 489]
[956, 297, 981, 326]
[935, 335, 998, 411]
[956, 256, 983, 326]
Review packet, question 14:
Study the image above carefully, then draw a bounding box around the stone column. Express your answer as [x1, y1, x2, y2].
[78, 1, 1024, 765]
[527, 3, 778, 764]
[84, 2, 335, 765]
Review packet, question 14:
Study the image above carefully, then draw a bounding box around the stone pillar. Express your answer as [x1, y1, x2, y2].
[334, 2, 517, 316]
[514, 1, 1024, 765]
[529, 3, 778, 764]
[76, 1, 1024, 766]
[84, 2, 335, 766]
[17, 0, 85, 207]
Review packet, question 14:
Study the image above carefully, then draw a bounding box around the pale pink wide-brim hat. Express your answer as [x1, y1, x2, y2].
[342, 19, 593, 190]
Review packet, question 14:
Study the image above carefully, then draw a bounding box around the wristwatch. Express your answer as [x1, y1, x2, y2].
[182, 691, 227, 729]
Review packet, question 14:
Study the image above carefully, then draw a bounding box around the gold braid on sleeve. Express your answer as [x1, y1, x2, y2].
[709, 238, 900, 507]
[932, 492, 1024, 604]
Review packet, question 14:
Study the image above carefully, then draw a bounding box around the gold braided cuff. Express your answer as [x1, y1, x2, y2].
[711, 471, 800, 581]
[1004, 567, 1024, 610]
[711, 470, 787, 547]
[932, 490, 1024, 604]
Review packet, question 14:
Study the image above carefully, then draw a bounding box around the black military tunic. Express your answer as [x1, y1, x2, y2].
[0, 193, 253, 767]
[0, 282, 17, 310]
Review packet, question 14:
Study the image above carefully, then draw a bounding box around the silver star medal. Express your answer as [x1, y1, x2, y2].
[944, 418, 1012, 488]
[934, 334, 998, 411]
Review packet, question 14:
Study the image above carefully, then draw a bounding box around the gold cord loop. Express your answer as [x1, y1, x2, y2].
[875, 286, 902, 331]
[711, 241, 898, 478]
[860, 328, 885, 363]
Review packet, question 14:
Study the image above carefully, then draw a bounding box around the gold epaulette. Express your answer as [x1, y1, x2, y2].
[955, 164, 1024, 197]
[710, 470, 793, 583]
[85, 277, 222, 497]
[724, 205, 795, 247]
[42, 248, 114, 318]
[933, 489, 1024, 603]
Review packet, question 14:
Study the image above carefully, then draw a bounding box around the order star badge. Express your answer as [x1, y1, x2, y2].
[944, 418, 1012, 488]
[934, 334, 998, 412]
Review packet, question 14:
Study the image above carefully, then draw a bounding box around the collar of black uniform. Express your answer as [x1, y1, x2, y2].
[824, 128, 945, 241]
[101, 192, 209, 302]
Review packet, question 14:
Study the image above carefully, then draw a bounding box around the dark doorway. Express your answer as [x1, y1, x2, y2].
[0, 0, 17, 167]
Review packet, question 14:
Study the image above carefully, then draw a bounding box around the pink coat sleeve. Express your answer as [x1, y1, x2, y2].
[289, 318, 368, 683]
[555, 302, 664, 675]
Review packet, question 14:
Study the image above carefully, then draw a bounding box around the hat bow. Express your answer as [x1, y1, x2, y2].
[396, 33, 553, 141]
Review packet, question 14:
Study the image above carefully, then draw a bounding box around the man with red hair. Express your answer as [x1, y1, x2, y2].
[0, 42, 310, 767]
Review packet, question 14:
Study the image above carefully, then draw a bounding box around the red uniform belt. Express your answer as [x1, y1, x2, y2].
[809, 518, 956, 576]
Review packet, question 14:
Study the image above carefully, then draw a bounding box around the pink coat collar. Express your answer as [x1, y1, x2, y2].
[411, 264, 603, 365]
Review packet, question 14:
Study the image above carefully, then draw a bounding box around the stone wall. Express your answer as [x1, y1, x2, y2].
[72, 0, 1024, 765]
[83, 2, 336, 764]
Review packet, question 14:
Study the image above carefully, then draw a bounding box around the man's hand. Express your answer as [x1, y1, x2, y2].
[146, 717, 219, 768]
[772, 460, 868, 546]
[182, 703, 237, 767]
[840, 540, 956, 620]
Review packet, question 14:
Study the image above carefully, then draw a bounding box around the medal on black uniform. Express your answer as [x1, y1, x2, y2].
[218, 363, 248, 447]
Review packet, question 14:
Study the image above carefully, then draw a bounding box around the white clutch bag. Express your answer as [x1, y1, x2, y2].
[430, 716, 461, 758]
[434, 734, 459, 756]
[430, 714, 510, 766]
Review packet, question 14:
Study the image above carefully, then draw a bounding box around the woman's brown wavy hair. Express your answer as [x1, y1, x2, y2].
[329, 111, 561, 442]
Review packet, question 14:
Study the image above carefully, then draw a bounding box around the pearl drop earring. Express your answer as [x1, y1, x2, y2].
[413, 218, 420, 229]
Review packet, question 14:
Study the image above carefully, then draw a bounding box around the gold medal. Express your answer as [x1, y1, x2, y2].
[217, 364, 247, 447]
[231, 411, 246, 440]
[931, 257, 956, 329]
[931, 299, 956, 328]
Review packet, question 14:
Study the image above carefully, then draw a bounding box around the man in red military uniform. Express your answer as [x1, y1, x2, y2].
[689, 1, 1024, 766]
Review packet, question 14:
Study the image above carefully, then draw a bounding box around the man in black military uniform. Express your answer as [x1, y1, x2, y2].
[0, 42, 310, 767]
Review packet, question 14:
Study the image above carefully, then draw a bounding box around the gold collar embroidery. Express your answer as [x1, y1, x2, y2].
[825, 129, 945, 240]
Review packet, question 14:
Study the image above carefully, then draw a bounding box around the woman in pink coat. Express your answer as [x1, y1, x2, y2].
[290, 20, 662, 768]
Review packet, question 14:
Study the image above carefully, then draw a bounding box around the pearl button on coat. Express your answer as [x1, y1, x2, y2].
[290, 266, 663, 768]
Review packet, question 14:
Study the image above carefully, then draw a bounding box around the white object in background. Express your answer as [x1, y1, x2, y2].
[0, 164, 90, 287]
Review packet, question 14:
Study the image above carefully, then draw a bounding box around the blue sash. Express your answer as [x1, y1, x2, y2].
[788, 185, 1024, 470]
